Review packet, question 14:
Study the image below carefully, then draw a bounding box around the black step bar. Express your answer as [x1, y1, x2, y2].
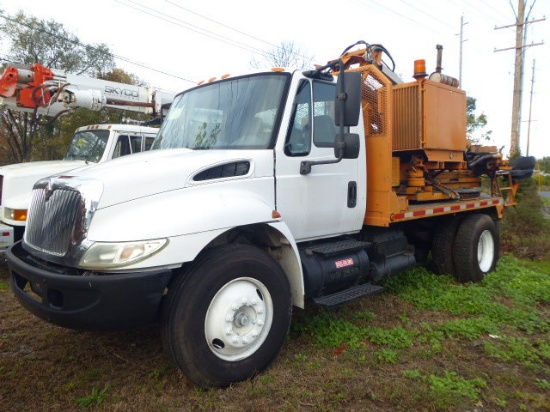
[313, 283, 384, 308]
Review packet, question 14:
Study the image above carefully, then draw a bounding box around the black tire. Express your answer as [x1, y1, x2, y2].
[431, 217, 460, 276]
[452, 214, 499, 283]
[162, 244, 292, 388]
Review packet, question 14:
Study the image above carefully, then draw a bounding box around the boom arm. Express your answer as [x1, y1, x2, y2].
[0, 63, 174, 118]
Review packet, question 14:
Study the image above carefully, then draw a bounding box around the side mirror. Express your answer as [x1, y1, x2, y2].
[341, 133, 360, 159]
[335, 72, 362, 127]
[299, 70, 362, 175]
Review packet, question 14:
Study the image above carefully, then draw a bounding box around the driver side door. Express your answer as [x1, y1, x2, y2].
[275, 79, 365, 242]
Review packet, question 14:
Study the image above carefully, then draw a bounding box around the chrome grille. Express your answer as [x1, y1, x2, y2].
[25, 187, 81, 256]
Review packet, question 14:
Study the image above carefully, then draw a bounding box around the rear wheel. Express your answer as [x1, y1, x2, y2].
[431, 217, 459, 276]
[162, 244, 292, 388]
[452, 214, 499, 283]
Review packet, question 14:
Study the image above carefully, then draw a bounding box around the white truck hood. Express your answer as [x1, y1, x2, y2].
[55, 148, 274, 209]
[0, 160, 88, 209]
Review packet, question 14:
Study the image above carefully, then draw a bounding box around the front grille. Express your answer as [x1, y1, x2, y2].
[25, 187, 82, 256]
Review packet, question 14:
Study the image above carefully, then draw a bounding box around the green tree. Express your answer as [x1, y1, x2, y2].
[0, 10, 115, 163]
[537, 156, 550, 173]
[2, 11, 113, 74]
[467, 97, 492, 145]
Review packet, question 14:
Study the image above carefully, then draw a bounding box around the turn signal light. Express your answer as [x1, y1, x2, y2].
[6, 208, 27, 221]
[13, 209, 27, 221]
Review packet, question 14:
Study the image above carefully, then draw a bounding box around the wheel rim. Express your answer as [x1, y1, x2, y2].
[205, 277, 273, 361]
[477, 229, 495, 273]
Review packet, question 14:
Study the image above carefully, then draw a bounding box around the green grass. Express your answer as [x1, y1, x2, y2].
[484, 335, 550, 368]
[2, 253, 548, 411]
[403, 369, 488, 408]
[384, 256, 549, 331]
[425, 317, 499, 340]
[74, 386, 110, 408]
[288, 255, 549, 410]
[501, 181, 550, 260]
[293, 255, 550, 352]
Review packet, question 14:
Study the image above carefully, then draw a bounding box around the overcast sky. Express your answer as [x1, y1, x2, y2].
[1, 0, 549, 159]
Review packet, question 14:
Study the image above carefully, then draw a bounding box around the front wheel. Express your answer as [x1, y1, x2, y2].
[453, 214, 499, 283]
[162, 244, 292, 388]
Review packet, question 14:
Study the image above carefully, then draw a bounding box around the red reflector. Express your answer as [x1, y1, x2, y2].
[2, 231, 10, 236]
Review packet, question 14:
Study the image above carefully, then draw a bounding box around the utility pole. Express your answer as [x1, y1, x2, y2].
[494, 0, 543, 158]
[509, 0, 524, 158]
[458, 15, 468, 88]
[526, 59, 535, 156]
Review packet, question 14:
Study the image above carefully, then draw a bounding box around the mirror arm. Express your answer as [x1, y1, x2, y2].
[300, 155, 342, 175]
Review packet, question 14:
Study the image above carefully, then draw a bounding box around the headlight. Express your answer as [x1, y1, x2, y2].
[5, 207, 27, 221]
[79, 239, 168, 269]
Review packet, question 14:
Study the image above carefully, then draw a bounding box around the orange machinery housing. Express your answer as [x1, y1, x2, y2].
[339, 49, 512, 227]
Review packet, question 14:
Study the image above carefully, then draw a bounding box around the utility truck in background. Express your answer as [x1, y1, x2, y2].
[0, 63, 174, 251]
[6, 42, 534, 388]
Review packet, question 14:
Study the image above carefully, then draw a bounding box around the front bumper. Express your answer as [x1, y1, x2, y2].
[6, 241, 174, 330]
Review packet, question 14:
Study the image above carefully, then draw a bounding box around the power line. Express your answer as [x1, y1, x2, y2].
[355, 0, 431, 28]
[461, 0, 511, 25]
[399, 0, 457, 31]
[117, 0, 309, 64]
[117, 0, 267, 56]
[164, 0, 277, 49]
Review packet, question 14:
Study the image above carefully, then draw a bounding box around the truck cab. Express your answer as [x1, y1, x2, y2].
[7, 68, 365, 387]
[0, 124, 158, 252]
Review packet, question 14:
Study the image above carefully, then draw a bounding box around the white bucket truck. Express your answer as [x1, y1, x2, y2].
[0, 63, 173, 251]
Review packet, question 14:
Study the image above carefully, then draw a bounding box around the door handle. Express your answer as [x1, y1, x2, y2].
[348, 181, 357, 208]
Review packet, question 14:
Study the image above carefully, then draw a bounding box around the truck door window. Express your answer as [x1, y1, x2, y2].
[130, 136, 142, 153]
[284, 80, 338, 156]
[113, 135, 131, 158]
[145, 136, 155, 151]
[285, 81, 312, 156]
[312, 81, 337, 148]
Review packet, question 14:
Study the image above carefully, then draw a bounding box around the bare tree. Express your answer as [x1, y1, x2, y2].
[250, 41, 314, 70]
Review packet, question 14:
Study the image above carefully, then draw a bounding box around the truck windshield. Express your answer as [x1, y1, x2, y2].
[153, 73, 289, 150]
[64, 130, 110, 162]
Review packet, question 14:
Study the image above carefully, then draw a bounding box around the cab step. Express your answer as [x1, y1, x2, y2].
[305, 240, 370, 257]
[313, 283, 384, 308]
